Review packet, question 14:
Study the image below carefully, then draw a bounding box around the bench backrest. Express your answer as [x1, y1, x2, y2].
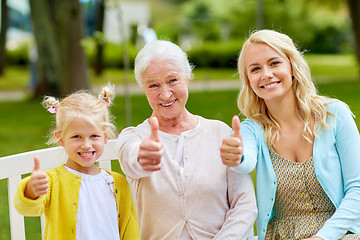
[0, 139, 117, 240]
[0, 139, 258, 240]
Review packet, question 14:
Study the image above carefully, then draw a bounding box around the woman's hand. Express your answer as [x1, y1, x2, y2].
[25, 156, 49, 199]
[220, 115, 243, 167]
[138, 117, 164, 171]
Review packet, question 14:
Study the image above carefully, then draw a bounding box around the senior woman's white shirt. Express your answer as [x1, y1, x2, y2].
[116, 116, 257, 240]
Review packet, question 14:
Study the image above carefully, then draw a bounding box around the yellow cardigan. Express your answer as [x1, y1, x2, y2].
[14, 165, 140, 240]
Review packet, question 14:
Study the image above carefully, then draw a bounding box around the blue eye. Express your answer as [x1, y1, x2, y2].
[271, 61, 281, 66]
[169, 79, 177, 83]
[149, 84, 158, 88]
[251, 67, 260, 73]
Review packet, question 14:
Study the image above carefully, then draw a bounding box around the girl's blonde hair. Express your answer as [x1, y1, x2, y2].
[43, 84, 117, 145]
[237, 29, 334, 148]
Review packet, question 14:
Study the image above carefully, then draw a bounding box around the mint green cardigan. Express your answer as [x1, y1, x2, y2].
[233, 101, 360, 240]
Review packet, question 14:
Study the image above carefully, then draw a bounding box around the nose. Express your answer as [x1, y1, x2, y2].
[159, 85, 172, 99]
[262, 67, 273, 80]
[81, 139, 92, 149]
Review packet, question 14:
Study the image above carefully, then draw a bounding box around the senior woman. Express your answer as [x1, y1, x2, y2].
[116, 40, 257, 240]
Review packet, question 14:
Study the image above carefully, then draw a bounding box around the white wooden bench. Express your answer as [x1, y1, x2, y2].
[0, 139, 117, 240]
[0, 139, 257, 239]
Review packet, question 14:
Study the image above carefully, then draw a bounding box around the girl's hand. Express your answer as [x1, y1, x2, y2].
[25, 156, 49, 199]
[220, 115, 243, 167]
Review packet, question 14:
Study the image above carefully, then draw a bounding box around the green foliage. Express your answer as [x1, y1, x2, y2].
[187, 40, 243, 68]
[174, 0, 353, 54]
[5, 43, 29, 66]
[84, 42, 138, 69]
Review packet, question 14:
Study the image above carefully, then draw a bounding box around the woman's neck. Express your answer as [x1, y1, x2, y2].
[265, 95, 299, 126]
[153, 110, 198, 135]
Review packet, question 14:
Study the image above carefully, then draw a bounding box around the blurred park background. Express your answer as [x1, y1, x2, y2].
[1, 0, 360, 238]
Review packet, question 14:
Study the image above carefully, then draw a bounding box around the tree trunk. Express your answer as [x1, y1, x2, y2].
[348, 0, 360, 80]
[55, 0, 88, 95]
[0, 0, 8, 76]
[29, 0, 61, 96]
[94, 0, 105, 76]
[29, 0, 88, 97]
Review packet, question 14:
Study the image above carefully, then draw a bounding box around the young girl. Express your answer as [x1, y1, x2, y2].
[14, 85, 140, 240]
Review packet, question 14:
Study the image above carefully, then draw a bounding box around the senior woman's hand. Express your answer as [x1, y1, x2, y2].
[138, 116, 164, 171]
[220, 115, 243, 167]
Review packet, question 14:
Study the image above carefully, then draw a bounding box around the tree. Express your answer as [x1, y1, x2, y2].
[29, 0, 88, 96]
[0, 0, 8, 76]
[93, 0, 105, 76]
[348, 0, 360, 79]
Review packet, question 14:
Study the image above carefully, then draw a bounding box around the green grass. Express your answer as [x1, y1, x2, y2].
[306, 54, 359, 83]
[0, 54, 358, 90]
[0, 66, 29, 90]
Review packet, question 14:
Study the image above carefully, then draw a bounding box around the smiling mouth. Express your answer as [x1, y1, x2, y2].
[261, 81, 280, 89]
[160, 99, 176, 107]
[79, 152, 95, 157]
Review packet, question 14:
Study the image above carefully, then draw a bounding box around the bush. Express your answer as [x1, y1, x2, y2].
[85, 42, 138, 69]
[5, 43, 29, 66]
[187, 40, 243, 68]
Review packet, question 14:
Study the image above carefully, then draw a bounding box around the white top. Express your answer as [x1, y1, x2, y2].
[65, 166, 120, 240]
[173, 126, 198, 239]
[116, 116, 257, 240]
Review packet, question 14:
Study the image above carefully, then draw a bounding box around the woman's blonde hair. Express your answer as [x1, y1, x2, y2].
[237, 29, 334, 148]
[43, 84, 117, 145]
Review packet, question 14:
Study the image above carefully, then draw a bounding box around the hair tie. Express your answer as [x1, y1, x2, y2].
[98, 96, 111, 107]
[47, 103, 60, 114]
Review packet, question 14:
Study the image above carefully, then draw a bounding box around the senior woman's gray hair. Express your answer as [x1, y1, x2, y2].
[134, 40, 194, 86]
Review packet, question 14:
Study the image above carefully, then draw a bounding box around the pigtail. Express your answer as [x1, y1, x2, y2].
[98, 83, 115, 107]
[43, 96, 60, 113]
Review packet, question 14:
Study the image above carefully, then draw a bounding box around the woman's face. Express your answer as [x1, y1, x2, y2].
[142, 58, 189, 121]
[244, 43, 293, 103]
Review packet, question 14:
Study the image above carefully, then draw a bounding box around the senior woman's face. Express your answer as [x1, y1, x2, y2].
[142, 58, 190, 121]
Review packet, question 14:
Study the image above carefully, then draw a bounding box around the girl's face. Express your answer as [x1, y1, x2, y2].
[245, 43, 293, 103]
[142, 59, 190, 122]
[56, 118, 107, 175]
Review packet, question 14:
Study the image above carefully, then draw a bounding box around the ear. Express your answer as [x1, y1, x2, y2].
[54, 130, 64, 147]
[104, 134, 108, 144]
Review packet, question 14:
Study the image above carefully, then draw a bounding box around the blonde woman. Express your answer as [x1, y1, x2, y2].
[220, 29, 360, 240]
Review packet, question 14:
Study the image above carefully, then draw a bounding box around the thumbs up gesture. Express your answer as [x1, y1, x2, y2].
[138, 116, 164, 171]
[220, 115, 243, 167]
[25, 156, 49, 199]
